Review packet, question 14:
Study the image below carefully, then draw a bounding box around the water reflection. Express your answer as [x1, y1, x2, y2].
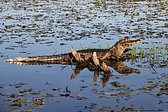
[71, 60, 140, 86]
[7, 59, 140, 86]
[1, 0, 168, 111]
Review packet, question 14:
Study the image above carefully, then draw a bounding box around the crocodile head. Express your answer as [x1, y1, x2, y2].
[110, 37, 141, 59]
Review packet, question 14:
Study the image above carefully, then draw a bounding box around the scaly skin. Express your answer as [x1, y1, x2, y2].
[6, 37, 141, 65]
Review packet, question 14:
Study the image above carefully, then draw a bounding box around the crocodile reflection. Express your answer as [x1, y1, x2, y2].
[70, 60, 140, 86]
[10, 60, 140, 86]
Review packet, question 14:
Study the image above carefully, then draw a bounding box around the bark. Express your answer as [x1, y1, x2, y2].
[92, 52, 100, 66]
[70, 48, 84, 62]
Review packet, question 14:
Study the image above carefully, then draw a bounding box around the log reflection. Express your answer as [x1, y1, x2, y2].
[70, 60, 140, 86]
[7, 60, 140, 86]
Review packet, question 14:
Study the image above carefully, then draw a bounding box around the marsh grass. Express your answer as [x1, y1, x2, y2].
[139, 48, 145, 59]
[148, 42, 167, 61]
[98, 41, 102, 49]
[130, 47, 137, 60]
[106, 42, 111, 48]
[128, 42, 168, 69]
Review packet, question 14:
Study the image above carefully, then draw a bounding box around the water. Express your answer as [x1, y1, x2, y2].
[0, 0, 168, 111]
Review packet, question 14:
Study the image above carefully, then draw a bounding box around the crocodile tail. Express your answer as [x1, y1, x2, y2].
[6, 54, 72, 65]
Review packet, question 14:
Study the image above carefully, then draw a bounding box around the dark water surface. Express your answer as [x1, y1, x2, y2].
[0, 0, 168, 112]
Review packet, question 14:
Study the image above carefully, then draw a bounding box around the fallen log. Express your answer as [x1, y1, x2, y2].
[92, 52, 110, 73]
[70, 48, 84, 62]
[100, 62, 110, 73]
[92, 52, 100, 66]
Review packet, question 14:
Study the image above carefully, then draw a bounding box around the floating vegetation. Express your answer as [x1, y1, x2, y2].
[0, 0, 168, 112]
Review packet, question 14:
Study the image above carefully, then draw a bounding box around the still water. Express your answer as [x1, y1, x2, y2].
[0, 0, 168, 111]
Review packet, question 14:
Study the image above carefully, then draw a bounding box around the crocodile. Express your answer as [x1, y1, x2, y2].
[6, 37, 141, 65]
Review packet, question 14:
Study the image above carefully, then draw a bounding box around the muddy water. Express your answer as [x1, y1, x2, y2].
[0, 0, 168, 112]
